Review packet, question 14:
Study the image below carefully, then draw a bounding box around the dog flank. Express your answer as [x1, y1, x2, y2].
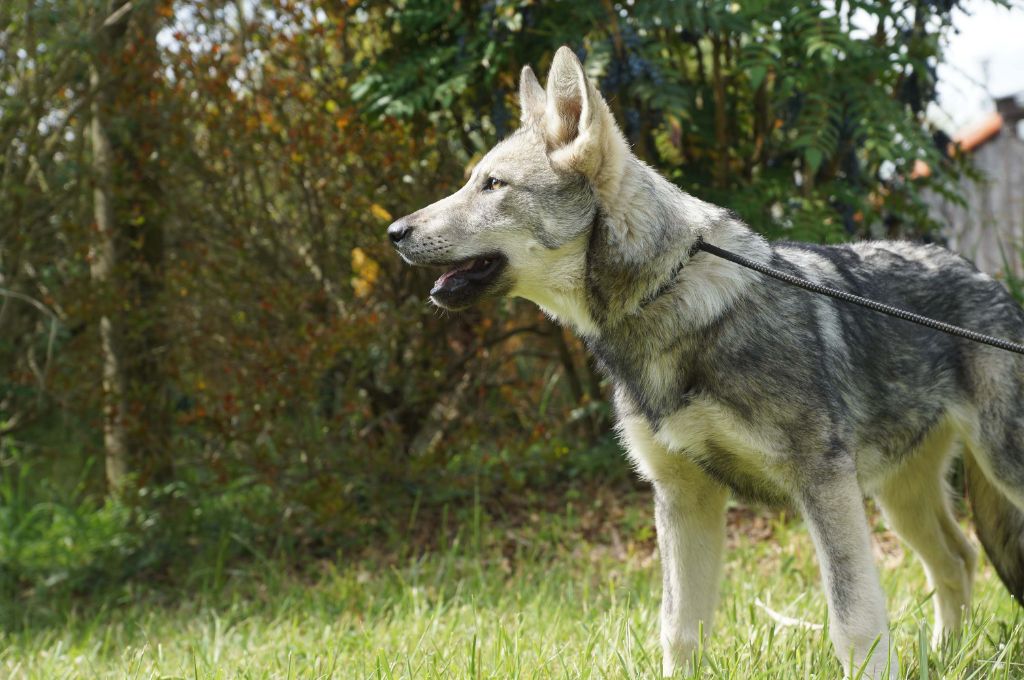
[389, 46, 1024, 680]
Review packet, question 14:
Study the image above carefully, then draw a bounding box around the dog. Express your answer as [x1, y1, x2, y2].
[386, 46, 1024, 678]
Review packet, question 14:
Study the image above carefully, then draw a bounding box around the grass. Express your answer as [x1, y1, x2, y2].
[2, 490, 1023, 679]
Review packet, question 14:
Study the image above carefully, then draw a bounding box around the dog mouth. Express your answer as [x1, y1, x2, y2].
[429, 254, 506, 308]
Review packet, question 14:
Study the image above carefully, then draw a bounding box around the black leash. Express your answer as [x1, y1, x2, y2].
[694, 240, 1024, 356]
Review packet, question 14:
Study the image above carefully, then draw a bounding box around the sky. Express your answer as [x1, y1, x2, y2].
[931, 0, 1024, 132]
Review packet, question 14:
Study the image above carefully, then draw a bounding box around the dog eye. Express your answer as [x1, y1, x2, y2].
[482, 177, 506, 192]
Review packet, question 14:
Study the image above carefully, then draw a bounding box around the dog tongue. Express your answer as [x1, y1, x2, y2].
[435, 260, 477, 288]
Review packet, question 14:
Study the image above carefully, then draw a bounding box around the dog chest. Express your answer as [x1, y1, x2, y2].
[618, 399, 791, 506]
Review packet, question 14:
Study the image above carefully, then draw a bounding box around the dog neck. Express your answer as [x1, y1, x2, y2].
[583, 158, 768, 330]
[569, 161, 772, 421]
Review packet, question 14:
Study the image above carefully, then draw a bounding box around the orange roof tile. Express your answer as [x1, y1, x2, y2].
[910, 158, 932, 179]
[955, 111, 1004, 152]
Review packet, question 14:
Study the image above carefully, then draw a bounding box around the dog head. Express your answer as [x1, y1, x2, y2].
[387, 47, 630, 316]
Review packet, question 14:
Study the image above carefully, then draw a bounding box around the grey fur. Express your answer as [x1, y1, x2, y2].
[388, 46, 1024, 679]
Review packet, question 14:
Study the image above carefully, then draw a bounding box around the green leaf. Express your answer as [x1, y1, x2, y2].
[805, 147, 824, 175]
[748, 65, 767, 90]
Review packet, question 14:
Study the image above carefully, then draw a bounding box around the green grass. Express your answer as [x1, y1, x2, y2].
[2, 495, 1023, 679]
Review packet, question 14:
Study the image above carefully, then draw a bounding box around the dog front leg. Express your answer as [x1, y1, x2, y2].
[798, 463, 897, 679]
[654, 476, 728, 677]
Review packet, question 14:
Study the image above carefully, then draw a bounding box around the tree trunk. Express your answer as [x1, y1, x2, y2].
[89, 62, 129, 487]
[89, 1, 172, 493]
[711, 34, 730, 190]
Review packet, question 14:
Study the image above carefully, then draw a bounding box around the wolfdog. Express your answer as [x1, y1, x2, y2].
[387, 46, 1024, 678]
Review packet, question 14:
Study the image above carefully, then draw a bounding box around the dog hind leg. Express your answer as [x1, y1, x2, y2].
[876, 420, 976, 647]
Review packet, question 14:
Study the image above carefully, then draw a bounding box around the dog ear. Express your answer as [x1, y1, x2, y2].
[544, 47, 592, 151]
[543, 47, 626, 186]
[519, 66, 546, 128]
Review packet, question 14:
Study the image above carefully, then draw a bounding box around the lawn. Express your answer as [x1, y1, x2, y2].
[3, 490, 1022, 679]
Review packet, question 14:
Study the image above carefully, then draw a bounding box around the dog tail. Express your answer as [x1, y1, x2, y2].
[965, 451, 1024, 604]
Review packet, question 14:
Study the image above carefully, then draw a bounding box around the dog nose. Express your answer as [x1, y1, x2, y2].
[387, 220, 413, 244]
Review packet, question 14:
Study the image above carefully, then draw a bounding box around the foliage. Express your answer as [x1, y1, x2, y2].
[3, 1, 609, 581]
[1002, 246, 1024, 303]
[1, 428, 631, 621]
